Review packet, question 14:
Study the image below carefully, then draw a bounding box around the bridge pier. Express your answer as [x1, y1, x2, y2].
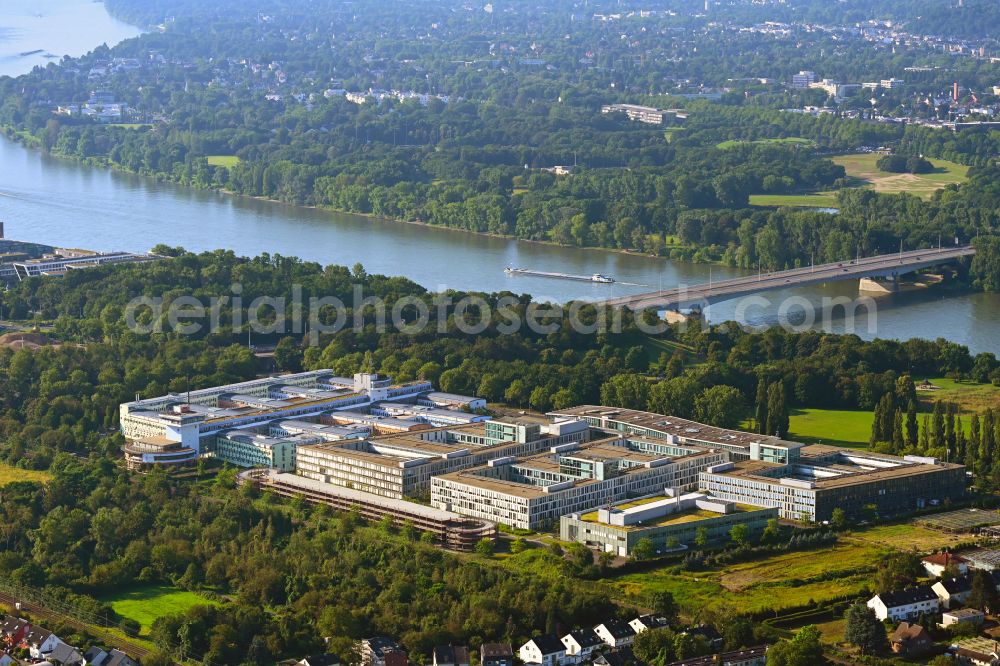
[859, 276, 899, 294]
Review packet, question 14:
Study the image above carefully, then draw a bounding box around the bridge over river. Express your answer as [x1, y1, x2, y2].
[602, 245, 976, 312]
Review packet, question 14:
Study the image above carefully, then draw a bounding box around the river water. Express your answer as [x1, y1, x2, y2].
[1, 2, 998, 353]
[0, 0, 140, 78]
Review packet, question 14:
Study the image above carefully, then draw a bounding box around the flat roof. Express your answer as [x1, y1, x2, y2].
[262, 470, 477, 523]
[550, 405, 803, 451]
[704, 445, 963, 489]
[433, 435, 693, 500]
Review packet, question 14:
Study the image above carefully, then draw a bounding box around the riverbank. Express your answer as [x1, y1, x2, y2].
[0, 124, 693, 265]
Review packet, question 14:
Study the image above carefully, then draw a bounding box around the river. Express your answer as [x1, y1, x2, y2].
[0, 2, 998, 353]
[0, 0, 140, 78]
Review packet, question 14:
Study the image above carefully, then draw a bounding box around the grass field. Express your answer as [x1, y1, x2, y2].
[0, 462, 51, 487]
[717, 137, 815, 150]
[612, 545, 874, 615]
[104, 585, 219, 632]
[832, 153, 968, 200]
[609, 518, 959, 617]
[751, 153, 970, 209]
[916, 377, 1000, 413]
[206, 155, 241, 167]
[841, 522, 965, 551]
[748, 193, 839, 208]
[787, 409, 874, 448]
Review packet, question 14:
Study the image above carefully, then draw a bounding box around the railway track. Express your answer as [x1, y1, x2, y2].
[0, 590, 160, 663]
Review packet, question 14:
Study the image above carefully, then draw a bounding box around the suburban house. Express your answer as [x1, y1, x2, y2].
[665, 645, 768, 666]
[942, 608, 986, 628]
[923, 552, 969, 578]
[890, 623, 933, 658]
[433, 645, 470, 666]
[360, 637, 408, 666]
[593, 647, 644, 666]
[561, 629, 604, 663]
[296, 656, 340, 666]
[480, 643, 513, 666]
[83, 646, 140, 666]
[867, 587, 940, 621]
[518, 636, 567, 666]
[594, 620, 636, 648]
[24, 625, 64, 659]
[629, 616, 669, 635]
[0, 615, 28, 645]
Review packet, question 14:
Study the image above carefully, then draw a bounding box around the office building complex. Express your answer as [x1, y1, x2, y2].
[698, 445, 965, 522]
[559, 492, 779, 557]
[548, 406, 803, 463]
[296, 416, 590, 499]
[120, 371, 463, 470]
[430, 436, 727, 530]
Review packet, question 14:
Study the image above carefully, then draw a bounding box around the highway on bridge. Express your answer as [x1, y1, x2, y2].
[602, 245, 976, 311]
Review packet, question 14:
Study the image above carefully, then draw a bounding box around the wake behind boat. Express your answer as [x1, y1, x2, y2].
[504, 266, 615, 283]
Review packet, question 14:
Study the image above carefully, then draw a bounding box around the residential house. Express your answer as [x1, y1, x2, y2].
[923, 552, 969, 578]
[867, 587, 940, 621]
[594, 647, 645, 666]
[24, 625, 64, 659]
[890, 623, 932, 658]
[0, 615, 28, 646]
[942, 608, 986, 628]
[941, 571, 1000, 610]
[297, 656, 340, 666]
[479, 643, 513, 666]
[433, 645, 470, 666]
[686, 626, 723, 651]
[594, 620, 636, 648]
[666, 645, 767, 666]
[0, 652, 14, 666]
[628, 616, 669, 635]
[934, 575, 976, 609]
[47, 642, 85, 665]
[518, 636, 566, 666]
[561, 629, 603, 663]
[105, 648, 139, 666]
[360, 638, 407, 666]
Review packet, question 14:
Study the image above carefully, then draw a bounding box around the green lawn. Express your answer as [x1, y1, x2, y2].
[104, 585, 219, 632]
[750, 153, 970, 209]
[0, 462, 51, 487]
[748, 193, 839, 208]
[206, 155, 241, 167]
[787, 408, 874, 448]
[832, 153, 969, 199]
[717, 137, 815, 150]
